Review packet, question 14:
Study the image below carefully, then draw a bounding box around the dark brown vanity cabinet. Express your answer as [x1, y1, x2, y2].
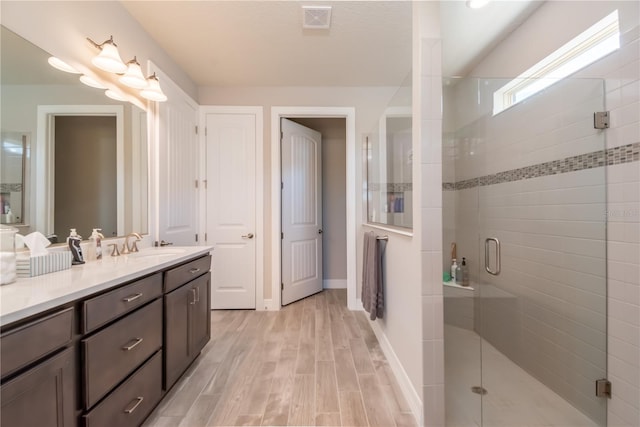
[0, 308, 77, 427]
[1, 252, 211, 427]
[164, 256, 211, 389]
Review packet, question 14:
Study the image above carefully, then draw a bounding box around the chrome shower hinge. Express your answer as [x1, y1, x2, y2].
[594, 111, 610, 129]
[595, 379, 611, 398]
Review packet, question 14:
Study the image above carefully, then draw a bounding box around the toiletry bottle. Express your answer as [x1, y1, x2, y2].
[88, 228, 104, 261]
[461, 257, 470, 287]
[455, 259, 463, 284]
[451, 258, 458, 283]
[67, 229, 85, 265]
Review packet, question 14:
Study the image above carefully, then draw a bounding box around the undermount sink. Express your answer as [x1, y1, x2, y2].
[127, 248, 186, 258]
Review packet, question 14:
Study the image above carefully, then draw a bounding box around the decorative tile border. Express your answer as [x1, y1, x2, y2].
[0, 183, 23, 192]
[369, 182, 413, 192]
[443, 142, 640, 190]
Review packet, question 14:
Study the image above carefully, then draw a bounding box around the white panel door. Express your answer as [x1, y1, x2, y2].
[281, 119, 323, 306]
[157, 91, 199, 246]
[206, 113, 256, 309]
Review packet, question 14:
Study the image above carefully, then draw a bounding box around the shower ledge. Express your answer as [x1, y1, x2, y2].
[443, 281, 474, 291]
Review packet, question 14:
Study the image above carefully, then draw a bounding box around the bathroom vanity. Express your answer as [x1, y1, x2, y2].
[0, 246, 212, 427]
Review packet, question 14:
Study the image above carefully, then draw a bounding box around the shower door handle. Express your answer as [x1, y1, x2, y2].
[485, 237, 501, 276]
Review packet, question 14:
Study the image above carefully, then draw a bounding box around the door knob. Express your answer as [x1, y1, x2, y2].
[242, 233, 254, 239]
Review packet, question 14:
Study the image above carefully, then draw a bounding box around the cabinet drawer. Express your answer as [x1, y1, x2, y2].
[1, 307, 74, 378]
[164, 255, 211, 293]
[83, 351, 162, 427]
[83, 299, 162, 409]
[83, 273, 162, 333]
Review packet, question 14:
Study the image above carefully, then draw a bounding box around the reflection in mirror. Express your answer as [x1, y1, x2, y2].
[0, 25, 148, 240]
[366, 73, 412, 229]
[0, 132, 28, 225]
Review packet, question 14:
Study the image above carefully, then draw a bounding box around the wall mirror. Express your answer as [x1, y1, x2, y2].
[366, 73, 412, 229]
[0, 25, 149, 240]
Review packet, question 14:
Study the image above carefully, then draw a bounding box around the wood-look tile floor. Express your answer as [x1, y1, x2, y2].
[143, 289, 416, 427]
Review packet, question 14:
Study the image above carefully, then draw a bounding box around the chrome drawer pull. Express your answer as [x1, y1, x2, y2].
[190, 288, 197, 305]
[122, 338, 143, 351]
[189, 268, 201, 274]
[124, 396, 144, 414]
[122, 293, 143, 302]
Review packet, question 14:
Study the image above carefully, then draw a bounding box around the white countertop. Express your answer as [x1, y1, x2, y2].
[0, 246, 213, 327]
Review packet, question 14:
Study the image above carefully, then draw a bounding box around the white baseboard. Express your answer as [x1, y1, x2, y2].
[323, 279, 347, 289]
[362, 302, 423, 426]
[259, 298, 277, 311]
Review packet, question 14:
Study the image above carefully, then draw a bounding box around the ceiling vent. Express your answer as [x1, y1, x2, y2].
[302, 6, 332, 29]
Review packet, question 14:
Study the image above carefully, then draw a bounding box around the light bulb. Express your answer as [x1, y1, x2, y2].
[140, 73, 168, 102]
[119, 57, 148, 89]
[80, 75, 107, 89]
[91, 37, 127, 73]
[48, 57, 81, 74]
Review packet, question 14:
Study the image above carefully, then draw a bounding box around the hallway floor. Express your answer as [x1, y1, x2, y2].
[143, 289, 417, 427]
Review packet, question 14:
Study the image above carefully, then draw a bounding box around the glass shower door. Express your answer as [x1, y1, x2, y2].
[443, 76, 608, 427]
[477, 77, 608, 426]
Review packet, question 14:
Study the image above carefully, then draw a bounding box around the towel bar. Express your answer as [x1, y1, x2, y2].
[376, 235, 388, 240]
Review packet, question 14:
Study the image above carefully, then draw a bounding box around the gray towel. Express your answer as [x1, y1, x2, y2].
[362, 231, 384, 320]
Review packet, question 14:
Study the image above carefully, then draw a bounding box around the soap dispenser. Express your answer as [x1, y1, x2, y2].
[87, 228, 105, 261]
[67, 229, 85, 265]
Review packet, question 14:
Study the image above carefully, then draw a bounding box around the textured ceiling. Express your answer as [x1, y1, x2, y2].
[2, 1, 543, 88]
[121, 1, 414, 87]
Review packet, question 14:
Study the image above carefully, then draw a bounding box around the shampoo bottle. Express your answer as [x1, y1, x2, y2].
[67, 229, 85, 265]
[88, 228, 104, 261]
[461, 257, 470, 287]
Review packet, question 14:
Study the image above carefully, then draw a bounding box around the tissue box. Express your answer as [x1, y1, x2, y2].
[16, 252, 73, 278]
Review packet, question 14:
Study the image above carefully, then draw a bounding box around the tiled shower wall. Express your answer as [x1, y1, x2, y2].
[442, 18, 640, 426]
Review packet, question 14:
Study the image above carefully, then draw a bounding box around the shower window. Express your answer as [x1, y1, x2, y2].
[366, 108, 413, 229]
[493, 9, 619, 115]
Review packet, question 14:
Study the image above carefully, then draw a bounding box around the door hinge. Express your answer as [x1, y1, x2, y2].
[195, 234, 199, 243]
[195, 180, 198, 189]
[594, 111, 610, 129]
[281, 283, 284, 290]
[195, 125, 198, 135]
[205, 127, 207, 136]
[203, 179, 208, 189]
[281, 182, 284, 190]
[204, 233, 207, 241]
[281, 131, 283, 140]
[281, 232, 284, 239]
[595, 379, 611, 398]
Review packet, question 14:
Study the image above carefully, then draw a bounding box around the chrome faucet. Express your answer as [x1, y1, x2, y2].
[122, 232, 142, 254]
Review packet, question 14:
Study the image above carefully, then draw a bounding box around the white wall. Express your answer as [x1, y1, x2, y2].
[199, 85, 400, 300]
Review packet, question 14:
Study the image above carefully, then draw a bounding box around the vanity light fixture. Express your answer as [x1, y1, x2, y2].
[466, 0, 490, 9]
[87, 36, 127, 74]
[119, 57, 148, 89]
[140, 73, 168, 102]
[104, 89, 127, 101]
[79, 75, 107, 89]
[47, 57, 81, 74]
